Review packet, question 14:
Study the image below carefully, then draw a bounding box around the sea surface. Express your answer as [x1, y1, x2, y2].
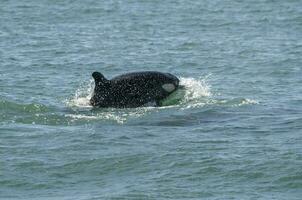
[1, 0, 302, 199]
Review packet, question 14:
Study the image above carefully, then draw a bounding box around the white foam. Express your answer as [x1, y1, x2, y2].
[65, 80, 94, 108]
[180, 77, 211, 99]
[178, 76, 212, 108]
[65, 113, 125, 124]
[235, 98, 259, 107]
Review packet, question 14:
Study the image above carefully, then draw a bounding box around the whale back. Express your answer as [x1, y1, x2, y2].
[90, 71, 179, 108]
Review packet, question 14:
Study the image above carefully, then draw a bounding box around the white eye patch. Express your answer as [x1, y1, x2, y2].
[162, 83, 175, 92]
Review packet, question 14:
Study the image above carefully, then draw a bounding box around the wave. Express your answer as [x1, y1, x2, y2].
[1, 76, 258, 125]
[0, 99, 49, 114]
[63, 76, 257, 124]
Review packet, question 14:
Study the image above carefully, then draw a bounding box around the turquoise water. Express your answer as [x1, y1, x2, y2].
[1, 0, 302, 199]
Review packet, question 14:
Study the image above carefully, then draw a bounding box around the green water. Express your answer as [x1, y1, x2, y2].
[1, 0, 302, 199]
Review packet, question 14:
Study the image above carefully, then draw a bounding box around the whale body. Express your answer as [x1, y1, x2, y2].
[90, 71, 180, 108]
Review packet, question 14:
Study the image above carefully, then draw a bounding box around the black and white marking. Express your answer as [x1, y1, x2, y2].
[90, 71, 180, 108]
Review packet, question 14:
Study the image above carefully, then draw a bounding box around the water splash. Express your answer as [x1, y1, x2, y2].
[66, 76, 212, 109]
[161, 76, 212, 108]
[181, 76, 211, 100]
[64, 76, 213, 123]
[65, 80, 94, 108]
[64, 75, 257, 124]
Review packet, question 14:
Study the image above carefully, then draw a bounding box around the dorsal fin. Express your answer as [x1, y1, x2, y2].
[92, 72, 109, 85]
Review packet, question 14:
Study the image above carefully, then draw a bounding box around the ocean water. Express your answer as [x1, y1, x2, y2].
[1, 0, 302, 199]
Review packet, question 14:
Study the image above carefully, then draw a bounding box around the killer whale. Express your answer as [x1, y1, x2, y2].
[90, 71, 180, 108]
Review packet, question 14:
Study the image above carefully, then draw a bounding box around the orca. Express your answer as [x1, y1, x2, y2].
[90, 71, 180, 108]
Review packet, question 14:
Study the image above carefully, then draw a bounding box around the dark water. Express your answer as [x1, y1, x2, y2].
[1, 0, 302, 199]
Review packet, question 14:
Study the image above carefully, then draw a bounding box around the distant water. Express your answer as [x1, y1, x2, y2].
[1, 0, 302, 199]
